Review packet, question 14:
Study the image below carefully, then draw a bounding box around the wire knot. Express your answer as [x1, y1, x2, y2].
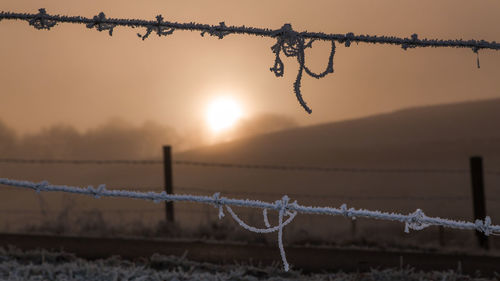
[475, 216, 494, 236]
[86, 12, 116, 36]
[212, 192, 225, 219]
[405, 209, 429, 233]
[34, 181, 49, 193]
[29, 9, 57, 30]
[270, 24, 336, 114]
[138, 15, 175, 40]
[201, 22, 231, 39]
[269, 24, 302, 78]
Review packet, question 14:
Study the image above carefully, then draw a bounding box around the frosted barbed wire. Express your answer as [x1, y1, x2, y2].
[1, 9, 499, 113]
[1, 177, 499, 271]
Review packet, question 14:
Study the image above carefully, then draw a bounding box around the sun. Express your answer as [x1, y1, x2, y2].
[206, 97, 242, 133]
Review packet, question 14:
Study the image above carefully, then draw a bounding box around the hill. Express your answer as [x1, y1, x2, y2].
[178, 98, 500, 168]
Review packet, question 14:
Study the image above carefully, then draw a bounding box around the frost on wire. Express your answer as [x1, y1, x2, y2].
[1, 8, 500, 113]
[1, 177, 499, 271]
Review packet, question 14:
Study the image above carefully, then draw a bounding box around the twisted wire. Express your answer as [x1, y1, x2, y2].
[0, 158, 162, 165]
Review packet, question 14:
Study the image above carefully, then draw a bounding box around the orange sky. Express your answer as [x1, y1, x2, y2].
[1, 0, 500, 137]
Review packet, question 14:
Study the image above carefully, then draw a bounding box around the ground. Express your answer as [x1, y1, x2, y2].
[0, 247, 497, 281]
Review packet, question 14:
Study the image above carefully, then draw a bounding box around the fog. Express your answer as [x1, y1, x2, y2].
[0, 113, 297, 159]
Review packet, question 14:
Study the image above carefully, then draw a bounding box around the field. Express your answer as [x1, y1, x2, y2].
[2, 247, 499, 281]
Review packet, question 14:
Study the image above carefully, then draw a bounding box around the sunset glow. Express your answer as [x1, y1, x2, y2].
[206, 97, 242, 133]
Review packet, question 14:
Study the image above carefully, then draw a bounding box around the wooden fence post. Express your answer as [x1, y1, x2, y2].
[163, 145, 174, 223]
[470, 156, 488, 250]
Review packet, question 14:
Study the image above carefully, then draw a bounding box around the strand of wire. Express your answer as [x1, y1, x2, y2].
[1, 177, 499, 271]
[2, 158, 499, 175]
[0, 207, 241, 215]
[174, 186, 500, 202]
[174, 160, 493, 175]
[0, 208, 153, 214]
[1, 9, 499, 113]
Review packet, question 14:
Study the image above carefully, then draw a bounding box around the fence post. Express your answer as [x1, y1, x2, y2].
[469, 156, 488, 250]
[163, 145, 174, 223]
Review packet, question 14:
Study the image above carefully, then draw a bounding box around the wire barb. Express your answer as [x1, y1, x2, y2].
[86, 12, 116, 36]
[138, 15, 175, 40]
[1, 177, 500, 269]
[404, 209, 429, 233]
[475, 216, 495, 236]
[28, 8, 57, 30]
[87, 184, 107, 199]
[340, 204, 356, 220]
[401, 34, 420, 50]
[200, 22, 231, 39]
[212, 192, 225, 219]
[270, 24, 336, 113]
[33, 181, 49, 194]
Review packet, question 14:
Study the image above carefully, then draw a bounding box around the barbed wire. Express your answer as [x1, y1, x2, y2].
[1, 9, 499, 113]
[174, 160, 487, 175]
[0, 177, 498, 271]
[175, 186, 500, 202]
[2, 157, 499, 175]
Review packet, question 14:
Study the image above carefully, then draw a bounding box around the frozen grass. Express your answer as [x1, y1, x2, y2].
[1, 247, 498, 281]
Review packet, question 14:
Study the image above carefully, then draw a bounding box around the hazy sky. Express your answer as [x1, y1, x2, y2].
[1, 0, 499, 137]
